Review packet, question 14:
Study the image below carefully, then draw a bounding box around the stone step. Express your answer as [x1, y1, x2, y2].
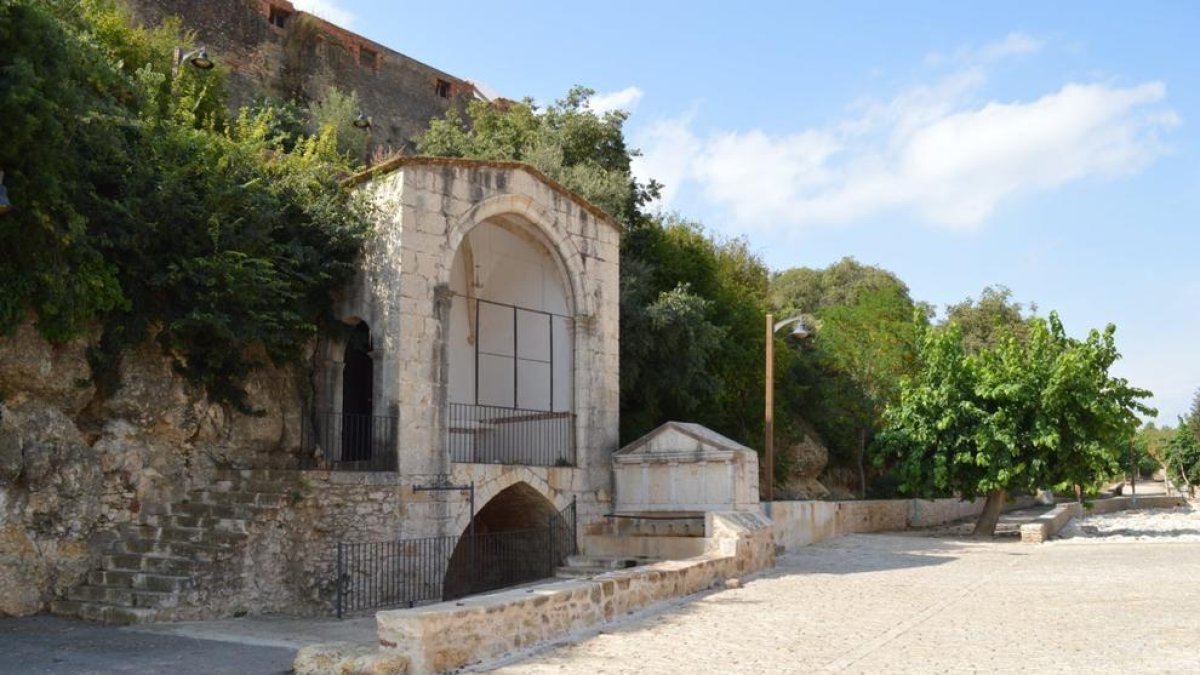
[67, 585, 176, 609]
[147, 501, 271, 521]
[555, 566, 629, 579]
[213, 469, 305, 485]
[113, 537, 227, 561]
[190, 489, 289, 508]
[580, 534, 708, 560]
[87, 570, 193, 593]
[103, 553, 196, 576]
[135, 514, 253, 536]
[564, 554, 649, 569]
[120, 523, 249, 545]
[51, 599, 158, 625]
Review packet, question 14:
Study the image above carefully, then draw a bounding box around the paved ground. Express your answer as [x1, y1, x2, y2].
[0, 614, 375, 675]
[6, 503, 1198, 674]
[475, 511, 1200, 674]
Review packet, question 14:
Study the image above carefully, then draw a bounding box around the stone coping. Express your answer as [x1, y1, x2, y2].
[346, 156, 623, 232]
[1019, 495, 1187, 543]
[297, 511, 773, 674]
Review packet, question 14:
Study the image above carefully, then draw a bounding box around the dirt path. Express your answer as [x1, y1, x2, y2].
[476, 510, 1200, 674]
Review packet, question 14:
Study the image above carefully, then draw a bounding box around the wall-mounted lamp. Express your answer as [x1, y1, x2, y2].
[172, 46, 214, 77]
[0, 171, 13, 216]
[352, 113, 372, 130]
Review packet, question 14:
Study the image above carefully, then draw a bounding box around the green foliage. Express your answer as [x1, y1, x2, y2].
[943, 285, 1035, 355]
[419, 87, 658, 224]
[877, 312, 1155, 513]
[769, 259, 925, 484]
[0, 0, 370, 408]
[1163, 423, 1200, 486]
[619, 216, 769, 444]
[308, 86, 368, 165]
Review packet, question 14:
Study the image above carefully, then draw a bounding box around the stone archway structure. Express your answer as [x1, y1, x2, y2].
[332, 157, 620, 542]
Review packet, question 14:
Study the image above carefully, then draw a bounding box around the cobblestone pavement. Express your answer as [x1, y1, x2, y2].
[479, 521, 1200, 674]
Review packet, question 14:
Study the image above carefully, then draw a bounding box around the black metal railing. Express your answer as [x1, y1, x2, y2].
[301, 410, 397, 471]
[447, 402, 575, 466]
[334, 498, 577, 617]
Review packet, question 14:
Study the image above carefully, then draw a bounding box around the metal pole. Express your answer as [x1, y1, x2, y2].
[765, 313, 775, 504]
[468, 482, 476, 593]
[336, 541, 344, 620]
[1130, 440, 1137, 495]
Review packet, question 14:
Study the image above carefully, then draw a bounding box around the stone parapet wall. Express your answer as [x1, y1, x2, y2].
[300, 511, 774, 674]
[767, 497, 988, 551]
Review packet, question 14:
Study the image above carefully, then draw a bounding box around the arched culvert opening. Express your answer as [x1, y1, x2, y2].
[442, 482, 574, 599]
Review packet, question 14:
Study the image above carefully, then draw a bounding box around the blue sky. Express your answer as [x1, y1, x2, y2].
[303, 1, 1199, 422]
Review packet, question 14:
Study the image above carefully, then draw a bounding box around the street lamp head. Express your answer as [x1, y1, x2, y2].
[188, 48, 214, 70]
[352, 113, 372, 130]
[773, 315, 810, 339]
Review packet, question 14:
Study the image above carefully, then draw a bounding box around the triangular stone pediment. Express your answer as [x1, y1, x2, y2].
[614, 421, 755, 464]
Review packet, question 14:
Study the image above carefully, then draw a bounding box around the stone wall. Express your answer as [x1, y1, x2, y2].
[0, 321, 305, 616]
[299, 511, 774, 674]
[124, 0, 476, 152]
[767, 498, 989, 551]
[326, 159, 621, 513]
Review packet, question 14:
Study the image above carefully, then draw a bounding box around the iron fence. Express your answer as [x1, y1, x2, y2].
[301, 410, 397, 471]
[335, 499, 577, 617]
[447, 402, 575, 466]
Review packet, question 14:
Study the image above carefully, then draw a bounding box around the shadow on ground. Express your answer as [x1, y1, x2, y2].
[0, 615, 295, 675]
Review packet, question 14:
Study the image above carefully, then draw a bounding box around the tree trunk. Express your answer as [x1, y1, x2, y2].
[972, 489, 1007, 538]
[857, 428, 867, 498]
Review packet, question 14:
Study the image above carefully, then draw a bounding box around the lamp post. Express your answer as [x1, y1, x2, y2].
[764, 313, 809, 504]
[172, 46, 214, 78]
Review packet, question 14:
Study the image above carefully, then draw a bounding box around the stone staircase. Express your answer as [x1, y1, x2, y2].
[51, 469, 299, 624]
[557, 512, 710, 579]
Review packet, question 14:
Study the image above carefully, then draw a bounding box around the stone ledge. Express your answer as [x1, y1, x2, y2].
[1019, 495, 1187, 543]
[300, 511, 773, 675]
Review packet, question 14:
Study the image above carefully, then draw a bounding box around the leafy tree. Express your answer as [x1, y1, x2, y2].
[0, 0, 370, 408]
[770, 259, 925, 489]
[308, 86, 369, 164]
[1187, 388, 1200, 444]
[419, 87, 657, 225]
[878, 313, 1154, 536]
[943, 285, 1035, 354]
[1163, 422, 1200, 490]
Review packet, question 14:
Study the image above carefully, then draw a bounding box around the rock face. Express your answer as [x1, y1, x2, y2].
[0, 321, 302, 616]
[777, 433, 831, 501]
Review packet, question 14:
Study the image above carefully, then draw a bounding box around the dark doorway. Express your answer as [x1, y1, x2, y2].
[441, 482, 573, 599]
[341, 322, 374, 462]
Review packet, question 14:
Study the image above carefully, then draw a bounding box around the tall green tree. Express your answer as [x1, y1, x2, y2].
[770, 258, 925, 489]
[0, 0, 370, 407]
[1163, 422, 1200, 490]
[878, 313, 1154, 536]
[943, 285, 1034, 354]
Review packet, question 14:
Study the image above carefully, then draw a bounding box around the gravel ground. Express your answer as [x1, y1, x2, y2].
[476, 512, 1200, 674]
[1057, 505, 1200, 542]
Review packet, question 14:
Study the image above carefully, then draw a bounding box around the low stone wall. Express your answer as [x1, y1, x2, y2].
[298, 511, 774, 674]
[767, 497, 987, 552]
[1020, 495, 1188, 543]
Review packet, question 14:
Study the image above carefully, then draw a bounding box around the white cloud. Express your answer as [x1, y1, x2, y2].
[634, 39, 1177, 231]
[291, 0, 356, 28]
[587, 86, 644, 115]
[980, 32, 1044, 61]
